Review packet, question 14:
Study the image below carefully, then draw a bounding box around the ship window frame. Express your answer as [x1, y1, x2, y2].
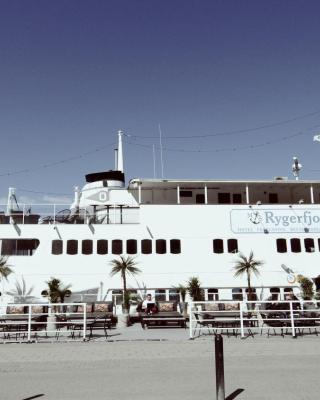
[170, 239, 181, 254]
[276, 238, 287, 253]
[82, 239, 93, 255]
[213, 239, 224, 254]
[180, 190, 193, 197]
[196, 194, 205, 204]
[227, 239, 238, 253]
[290, 238, 301, 253]
[97, 239, 108, 255]
[156, 239, 167, 254]
[0, 238, 40, 256]
[269, 193, 279, 204]
[112, 239, 123, 255]
[126, 239, 137, 255]
[218, 193, 231, 204]
[141, 239, 152, 254]
[232, 193, 242, 204]
[67, 240, 78, 255]
[52, 240, 63, 255]
[304, 238, 315, 253]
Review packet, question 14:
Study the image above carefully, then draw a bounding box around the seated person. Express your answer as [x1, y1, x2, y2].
[141, 293, 158, 314]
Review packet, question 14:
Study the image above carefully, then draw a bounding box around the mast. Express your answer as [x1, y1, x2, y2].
[117, 130, 124, 172]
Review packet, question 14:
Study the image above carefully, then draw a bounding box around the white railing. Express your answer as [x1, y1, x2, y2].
[0, 204, 140, 225]
[189, 300, 320, 339]
[0, 303, 87, 342]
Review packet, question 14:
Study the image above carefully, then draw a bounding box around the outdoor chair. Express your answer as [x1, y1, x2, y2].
[193, 312, 215, 337]
[260, 312, 285, 337]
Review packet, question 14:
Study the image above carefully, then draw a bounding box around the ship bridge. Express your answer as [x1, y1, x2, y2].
[128, 178, 320, 206]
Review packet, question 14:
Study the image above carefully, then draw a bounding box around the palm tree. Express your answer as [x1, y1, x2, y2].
[233, 251, 264, 301]
[45, 277, 72, 303]
[0, 256, 13, 282]
[109, 255, 141, 313]
[6, 276, 34, 302]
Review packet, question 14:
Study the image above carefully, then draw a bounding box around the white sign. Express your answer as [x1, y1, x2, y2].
[230, 208, 320, 233]
[86, 190, 109, 203]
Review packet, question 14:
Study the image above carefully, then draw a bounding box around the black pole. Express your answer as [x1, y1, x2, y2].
[215, 334, 225, 400]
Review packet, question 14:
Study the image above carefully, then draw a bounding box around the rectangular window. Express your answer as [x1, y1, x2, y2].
[227, 239, 238, 253]
[155, 289, 166, 301]
[169, 288, 180, 302]
[126, 239, 137, 254]
[218, 193, 231, 204]
[196, 194, 205, 204]
[233, 193, 242, 204]
[156, 239, 167, 254]
[304, 238, 315, 253]
[82, 240, 93, 255]
[269, 193, 278, 204]
[67, 240, 78, 255]
[170, 239, 181, 254]
[112, 240, 123, 255]
[1, 239, 40, 256]
[276, 238, 287, 253]
[97, 240, 108, 255]
[232, 288, 243, 301]
[290, 238, 301, 253]
[141, 239, 152, 254]
[208, 288, 219, 301]
[52, 240, 63, 255]
[180, 190, 193, 197]
[213, 239, 224, 254]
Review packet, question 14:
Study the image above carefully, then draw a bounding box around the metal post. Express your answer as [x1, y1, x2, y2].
[215, 334, 225, 400]
[27, 304, 32, 342]
[83, 303, 87, 341]
[240, 302, 245, 338]
[177, 186, 180, 204]
[289, 301, 296, 338]
[246, 185, 250, 204]
[204, 185, 208, 204]
[189, 301, 193, 339]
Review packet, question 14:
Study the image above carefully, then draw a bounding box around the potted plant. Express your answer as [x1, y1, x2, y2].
[174, 284, 188, 318]
[109, 255, 141, 327]
[187, 276, 204, 312]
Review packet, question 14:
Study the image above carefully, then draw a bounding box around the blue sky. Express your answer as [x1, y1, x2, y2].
[1, 0, 320, 203]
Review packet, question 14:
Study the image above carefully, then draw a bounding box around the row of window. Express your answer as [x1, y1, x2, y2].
[276, 238, 320, 253]
[52, 239, 181, 255]
[212, 239, 238, 254]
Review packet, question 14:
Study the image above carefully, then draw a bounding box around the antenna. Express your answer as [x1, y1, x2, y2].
[117, 130, 124, 172]
[292, 156, 302, 180]
[158, 124, 164, 178]
[152, 144, 156, 179]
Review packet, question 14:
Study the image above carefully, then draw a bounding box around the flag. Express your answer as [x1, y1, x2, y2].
[313, 134, 320, 142]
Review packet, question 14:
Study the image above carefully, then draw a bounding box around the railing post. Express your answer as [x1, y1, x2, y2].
[189, 301, 193, 339]
[289, 301, 296, 338]
[83, 303, 87, 341]
[240, 302, 244, 338]
[215, 334, 225, 400]
[27, 304, 32, 342]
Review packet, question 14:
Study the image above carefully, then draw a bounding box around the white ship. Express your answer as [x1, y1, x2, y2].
[1, 132, 319, 305]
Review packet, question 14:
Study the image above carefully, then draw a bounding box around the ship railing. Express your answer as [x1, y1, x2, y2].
[0, 204, 140, 225]
[0, 302, 92, 342]
[189, 300, 320, 339]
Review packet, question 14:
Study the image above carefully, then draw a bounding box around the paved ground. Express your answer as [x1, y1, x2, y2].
[0, 327, 319, 400]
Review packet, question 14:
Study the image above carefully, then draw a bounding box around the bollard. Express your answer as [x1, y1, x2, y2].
[215, 334, 225, 400]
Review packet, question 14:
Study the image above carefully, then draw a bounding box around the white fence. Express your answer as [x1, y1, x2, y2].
[188, 300, 320, 339]
[0, 303, 88, 342]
